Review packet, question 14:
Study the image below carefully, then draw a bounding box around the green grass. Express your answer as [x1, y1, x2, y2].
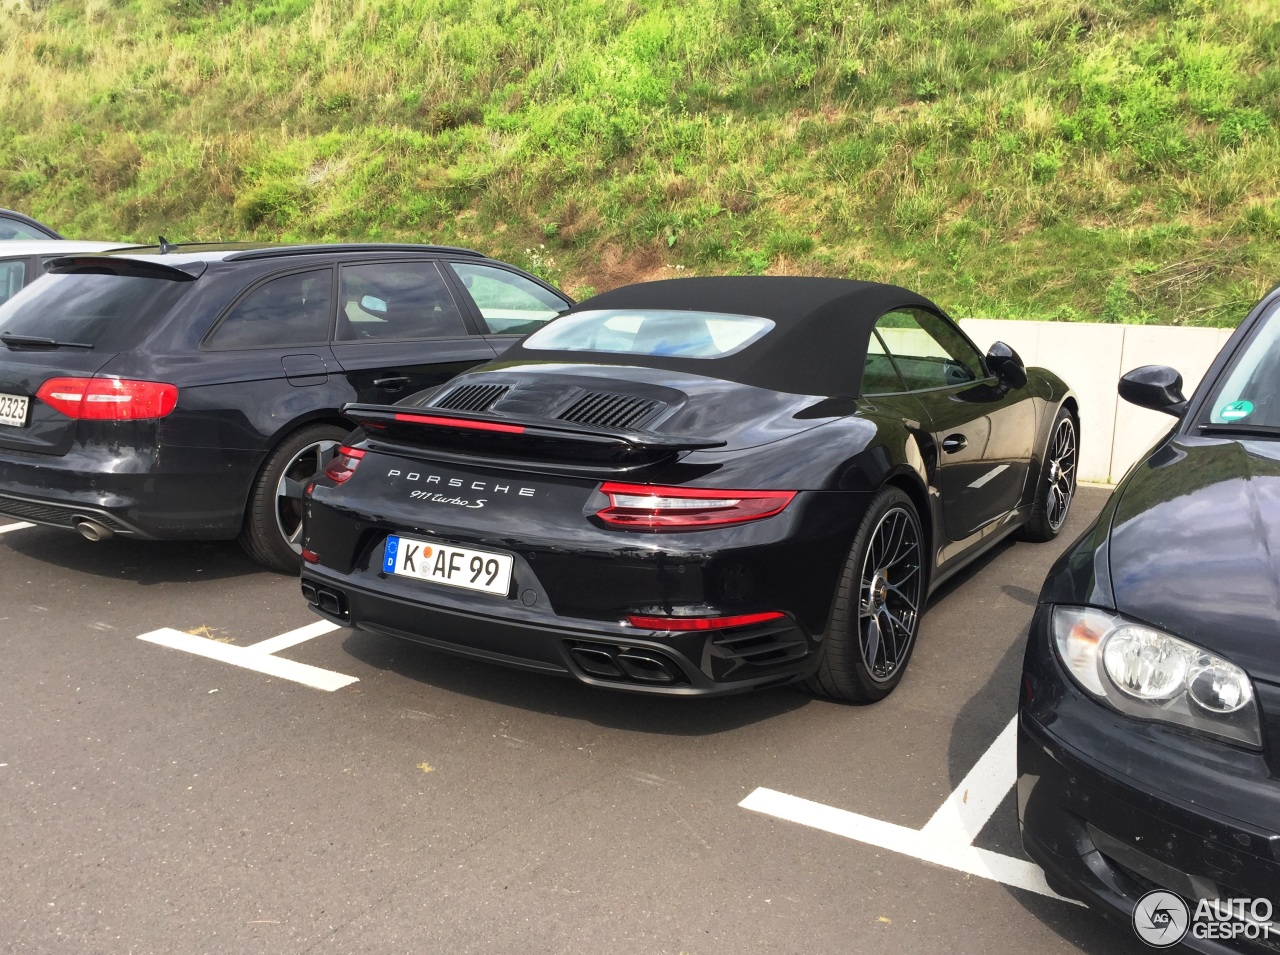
[2, 0, 1278, 325]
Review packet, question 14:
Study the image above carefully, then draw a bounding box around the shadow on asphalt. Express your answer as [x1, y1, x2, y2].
[3, 526, 264, 584]
[340, 627, 812, 735]
[948, 633, 1149, 955]
[940, 491, 1147, 954]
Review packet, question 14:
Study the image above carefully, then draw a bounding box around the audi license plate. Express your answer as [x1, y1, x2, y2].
[383, 534, 513, 597]
[0, 392, 29, 428]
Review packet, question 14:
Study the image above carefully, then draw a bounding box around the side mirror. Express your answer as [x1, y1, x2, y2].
[986, 341, 1027, 389]
[360, 294, 388, 314]
[1119, 365, 1187, 417]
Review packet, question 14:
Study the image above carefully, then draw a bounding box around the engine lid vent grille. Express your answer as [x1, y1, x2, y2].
[557, 392, 661, 430]
[434, 383, 511, 413]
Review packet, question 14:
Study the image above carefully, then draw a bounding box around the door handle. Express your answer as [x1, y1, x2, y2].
[942, 433, 968, 453]
[373, 375, 411, 392]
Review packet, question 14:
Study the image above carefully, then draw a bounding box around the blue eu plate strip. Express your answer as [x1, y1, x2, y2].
[383, 535, 400, 574]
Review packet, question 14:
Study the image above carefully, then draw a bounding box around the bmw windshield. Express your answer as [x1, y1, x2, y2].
[1201, 299, 1280, 435]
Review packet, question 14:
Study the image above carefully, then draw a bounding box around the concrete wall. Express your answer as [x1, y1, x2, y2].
[959, 320, 1235, 483]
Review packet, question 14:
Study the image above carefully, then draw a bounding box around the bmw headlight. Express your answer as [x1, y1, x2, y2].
[1053, 607, 1262, 748]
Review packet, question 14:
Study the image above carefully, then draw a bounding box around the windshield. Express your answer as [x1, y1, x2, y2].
[0, 269, 191, 350]
[1202, 300, 1280, 430]
[522, 308, 774, 358]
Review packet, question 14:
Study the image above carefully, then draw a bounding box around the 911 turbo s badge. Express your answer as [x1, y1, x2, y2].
[410, 490, 488, 509]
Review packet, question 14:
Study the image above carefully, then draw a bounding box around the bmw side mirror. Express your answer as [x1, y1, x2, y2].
[360, 294, 388, 314]
[986, 341, 1027, 390]
[1119, 365, 1187, 417]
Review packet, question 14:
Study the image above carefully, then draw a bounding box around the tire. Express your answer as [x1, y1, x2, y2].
[1021, 406, 1077, 543]
[804, 486, 926, 703]
[238, 423, 348, 573]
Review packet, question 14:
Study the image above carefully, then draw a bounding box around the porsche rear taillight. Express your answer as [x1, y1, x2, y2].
[596, 482, 796, 530]
[36, 377, 179, 420]
[323, 446, 365, 484]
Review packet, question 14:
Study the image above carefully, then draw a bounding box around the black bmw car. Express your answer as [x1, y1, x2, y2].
[300, 276, 1078, 700]
[0, 243, 570, 570]
[1019, 285, 1280, 949]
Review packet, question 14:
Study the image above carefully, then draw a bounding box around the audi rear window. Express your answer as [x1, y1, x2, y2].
[522, 309, 774, 358]
[0, 269, 192, 350]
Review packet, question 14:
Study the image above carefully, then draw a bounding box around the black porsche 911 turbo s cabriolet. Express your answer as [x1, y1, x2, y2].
[1019, 284, 1280, 948]
[299, 276, 1078, 701]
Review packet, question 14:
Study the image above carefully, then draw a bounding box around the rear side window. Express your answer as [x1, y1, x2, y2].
[523, 309, 774, 358]
[207, 269, 333, 350]
[450, 262, 567, 335]
[0, 269, 192, 349]
[0, 260, 25, 306]
[337, 262, 467, 341]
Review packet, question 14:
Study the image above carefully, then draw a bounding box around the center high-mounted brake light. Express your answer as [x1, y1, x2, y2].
[36, 377, 179, 421]
[596, 482, 796, 530]
[393, 412, 525, 434]
[323, 446, 365, 484]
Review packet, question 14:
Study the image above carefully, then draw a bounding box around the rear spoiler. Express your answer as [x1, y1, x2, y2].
[43, 256, 207, 280]
[342, 403, 724, 466]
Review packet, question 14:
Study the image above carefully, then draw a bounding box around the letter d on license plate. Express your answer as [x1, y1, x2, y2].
[383, 534, 513, 597]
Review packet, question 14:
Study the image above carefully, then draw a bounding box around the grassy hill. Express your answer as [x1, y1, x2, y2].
[1, 0, 1277, 325]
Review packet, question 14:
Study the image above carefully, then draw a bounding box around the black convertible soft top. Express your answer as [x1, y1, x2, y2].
[501, 276, 939, 397]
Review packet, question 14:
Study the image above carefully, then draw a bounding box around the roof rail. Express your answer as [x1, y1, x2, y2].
[223, 244, 486, 262]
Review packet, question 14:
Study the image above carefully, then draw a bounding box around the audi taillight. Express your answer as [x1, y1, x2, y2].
[323, 446, 365, 484]
[596, 482, 796, 530]
[36, 377, 178, 420]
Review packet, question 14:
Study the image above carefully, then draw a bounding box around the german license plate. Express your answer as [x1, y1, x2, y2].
[383, 534, 513, 597]
[0, 392, 28, 428]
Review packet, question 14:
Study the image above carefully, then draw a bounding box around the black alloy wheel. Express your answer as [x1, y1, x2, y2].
[1023, 407, 1077, 542]
[805, 486, 925, 703]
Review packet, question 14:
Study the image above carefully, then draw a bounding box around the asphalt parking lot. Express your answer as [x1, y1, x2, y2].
[1, 485, 1151, 955]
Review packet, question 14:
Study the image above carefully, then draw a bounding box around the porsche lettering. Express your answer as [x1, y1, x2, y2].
[386, 470, 535, 497]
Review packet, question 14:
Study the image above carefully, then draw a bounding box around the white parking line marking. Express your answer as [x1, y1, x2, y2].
[138, 625, 357, 692]
[967, 464, 1009, 489]
[246, 620, 342, 655]
[0, 521, 35, 534]
[739, 716, 1081, 904]
[920, 717, 1017, 843]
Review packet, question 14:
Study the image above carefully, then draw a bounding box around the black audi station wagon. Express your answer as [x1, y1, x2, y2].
[0, 243, 571, 570]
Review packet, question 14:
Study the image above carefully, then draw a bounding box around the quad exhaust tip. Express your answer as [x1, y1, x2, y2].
[74, 519, 114, 542]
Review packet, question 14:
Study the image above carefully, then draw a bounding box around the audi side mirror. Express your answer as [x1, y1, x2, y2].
[986, 341, 1027, 390]
[1119, 365, 1187, 417]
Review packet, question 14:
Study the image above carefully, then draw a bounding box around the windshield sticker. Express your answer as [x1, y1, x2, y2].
[1220, 400, 1254, 421]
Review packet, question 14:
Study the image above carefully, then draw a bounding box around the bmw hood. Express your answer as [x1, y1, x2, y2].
[1108, 435, 1280, 683]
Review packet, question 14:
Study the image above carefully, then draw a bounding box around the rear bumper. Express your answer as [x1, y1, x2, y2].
[300, 566, 820, 696]
[0, 442, 260, 539]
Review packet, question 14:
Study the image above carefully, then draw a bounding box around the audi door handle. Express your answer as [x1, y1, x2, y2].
[373, 375, 411, 391]
[942, 434, 968, 453]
